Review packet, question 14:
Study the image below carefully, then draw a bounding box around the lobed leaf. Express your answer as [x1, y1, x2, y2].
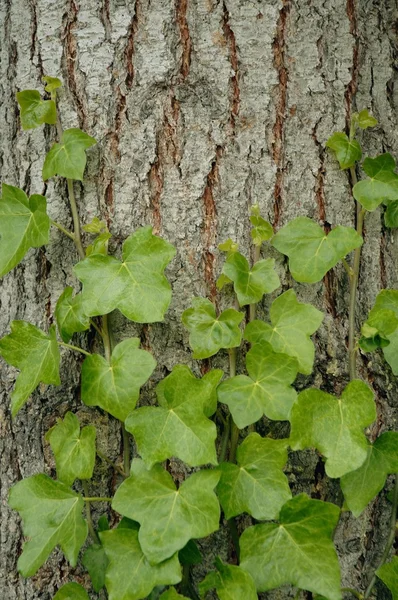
[0, 321, 60, 416]
[376, 557, 398, 600]
[55, 287, 90, 342]
[82, 543, 108, 592]
[353, 153, 398, 211]
[42, 128, 96, 181]
[8, 474, 87, 577]
[355, 109, 378, 130]
[53, 583, 89, 600]
[360, 290, 398, 374]
[385, 199, 398, 228]
[221, 252, 280, 306]
[43, 76, 62, 93]
[271, 217, 362, 283]
[326, 132, 361, 169]
[250, 205, 273, 245]
[160, 589, 189, 599]
[199, 557, 257, 600]
[16, 90, 56, 129]
[290, 380, 376, 478]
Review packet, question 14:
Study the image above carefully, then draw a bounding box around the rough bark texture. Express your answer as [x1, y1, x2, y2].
[1, 0, 398, 598]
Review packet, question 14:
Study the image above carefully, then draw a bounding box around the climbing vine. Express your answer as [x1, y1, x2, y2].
[1, 78, 398, 600]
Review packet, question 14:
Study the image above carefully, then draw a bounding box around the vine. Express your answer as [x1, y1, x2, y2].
[1, 79, 398, 600]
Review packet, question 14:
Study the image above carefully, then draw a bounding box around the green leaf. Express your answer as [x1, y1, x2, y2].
[271, 217, 362, 283]
[82, 543, 108, 592]
[112, 460, 220, 564]
[81, 338, 156, 422]
[53, 583, 89, 600]
[218, 238, 239, 254]
[385, 199, 398, 228]
[353, 154, 398, 211]
[74, 226, 176, 322]
[326, 132, 361, 169]
[182, 297, 243, 359]
[45, 412, 96, 486]
[217, 433, 291, 520]
[221, 252, 280, 306]
[216, 273, 233, 290]
[250, 206, 273, 245]
[16, 90, 56, 129]
[83, 216, 108, 234]
[359, 308, 398, 352]
[178, 540, 202, 566]
[160, 589, 189, 600]
[0, 183, 50, 277]
[340, 431, 398, 517]
[42, 128, 96, 181]
[376, 557, 398, 600]
[355, 109, 378, 130]
[0, 321, 60, 416]
[98, 515, 110, 531]
[43, 76, 62, 93]
[55, 287, 90, 343]
[289, 380, 376, 478]
[218, 343, 298, 426]
[361, 290, 398, 374]
[199, 557, 257, 600]
[86, 232, 112, 256]
[8, 474, 87, 577]
[240, 494, 341, 600]
[244, 289, 323, 375]
[126, 367, 218, 467]
[156, 364, 223, 417]
[100, 527, 181, 600]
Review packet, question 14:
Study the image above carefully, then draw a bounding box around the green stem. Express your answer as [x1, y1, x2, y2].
[96, 450, 127, 478]
[363, 475, 398, 599]
[84, 496, 113, 502]
[51, 219, 75, 241]
[342, 588, 363, 600]
[180, 563, 200, 600]
[67, 178, 85, 261]
[82, 481, 100, 544]
[228, 517, 240, 562]
[101, 314, 112, 363]
[228, 347, 240, 464]
[122, 423, 131, 477]
[219, 414, 231, 463]
[58, 341, 91, 356]
[249, 244, 261, 322]
[89, 318, 103, 337]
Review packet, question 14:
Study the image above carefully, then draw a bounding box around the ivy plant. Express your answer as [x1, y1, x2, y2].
[1, 82, 397, 600]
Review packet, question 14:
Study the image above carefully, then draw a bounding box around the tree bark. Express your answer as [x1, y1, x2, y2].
[1, 0, 397, 598]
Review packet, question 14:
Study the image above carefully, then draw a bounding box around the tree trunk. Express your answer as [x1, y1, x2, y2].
[1, 0, 397, 598]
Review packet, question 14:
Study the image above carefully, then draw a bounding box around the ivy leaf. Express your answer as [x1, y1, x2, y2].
[42, 128, 96, 181]
[16, 90, 56, 129]
[55, 287, 90, 343]
[86, 232, 111, 256]
[218, 238, 239, 254]
[385, 199, 398, 228]
[250, 205, 273, 246]
[244, 289, 323, 375]
[53, 583, 89, 600]
[179, 540, 202, 566]
[340, 431, 398, 517]
[8, 474, 87, 577]
[355, 109, 378, 129]
[43, 76, 62, 93]
[326, 132, 361, 169]
[100, 527, 181, 600]
[289, 380, 376, 478]
[83, 216, 108, 234]
[376, 557, 398, 600]
[218, 343, 298, 426]
[112, 460, 220, 564]
[361, 290, 398, 374]
[126, 372, 218, 467]
[45, 412, 96, 486]
[81, 338, 156, 422]
[160, 589, 189, 599]
[156, 364, 223, 417]
[271, 217, 362, 283]
[353, 154, 398, 211]
[221, 252, 280, 306]
[217, 433, 291, 520]
[182, 297, 243, 359]
[0, 183, 50, 277]
[199, 557, 257, 600]
[82, 543, 108, 592]
[74, 226, 176, 323]
[0, 321, 60, 416]
[240, 494, 341, 600]
[359, 308, 398, 352]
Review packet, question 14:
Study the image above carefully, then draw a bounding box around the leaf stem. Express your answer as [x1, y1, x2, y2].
[181, 563, 200, 600]
[89, 318, 103, 337]
[83, 496, 113, 502]
[249, 244, 261, 322]
[363, 474, 398, 599]
[101, 314, 112, 363]
[219, 414, 231, 463]
[67, 178, 85, 261]
[58, 341, 91, 356]
[96, 450, 127, 478]
[342, 588, 364, 600]
[228, 347, 240, 464]
[122, 424, 131, 477]
[82, 480, 100, 544]
[51, 219, 75, 241]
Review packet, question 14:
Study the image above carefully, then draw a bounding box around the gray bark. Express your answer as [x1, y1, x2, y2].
[1, 0, 397, 598]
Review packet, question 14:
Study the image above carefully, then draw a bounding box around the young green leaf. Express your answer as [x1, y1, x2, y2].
[218, 343, 298, 426]
[8, 474, 87, 577]
[53, 583, 89, 600]
[221, 252, 280, 306]
[218, 238, 239, 254]
[86, 232, 112, 256]
[83, 216, 107, 234]
[0, 183, 50, 277]
[125, 371, 218, 467]
[250, 205, 274, 246]
[199, 557, 257, 600]
[156, 364, 223, 417]
[81, 338, 156, 422]
[42, 128, 96, 181]
[0, 321, 60, 416]
[160, 589, 189, 600]
[361, 290, 398, 374]
[326, 132, 361, 169]
[376, 557, 398, 600]
[271, 217, 362, 283]
[100, 527, 181, 600]
[244, 289, 323, 375]
[340, 431, 398, 517]
[82, 543, 108, 592]
[112, 460, 220, 564]
[217, 433, 291, 520]
[74, 226, 176, 323]
[55, 287, 90, 342]
[359, 308, 398, 352]
[16, 90, 56, 129]
[45, 412, 96, 486]
[181, 297, 243, 359]
[43, 76, 62, 93]
[240, 494, 341, 600]
[355, 109, 378, 130]
[290, 380, 376, 478]
[385, 199, 398, 228]
[353, 153, 398, 211]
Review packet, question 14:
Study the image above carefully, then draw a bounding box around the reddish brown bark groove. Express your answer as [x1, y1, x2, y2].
[100, 0, 112, 43]
[272, 0, 290, 227]
[176, 0, 191, 80]
[345, 0, 359, 127]
[202, 147, 222, 303]
[222, 3, 240, 132]
[29, 0, 43, 75]
[125, 0, 141, 90]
